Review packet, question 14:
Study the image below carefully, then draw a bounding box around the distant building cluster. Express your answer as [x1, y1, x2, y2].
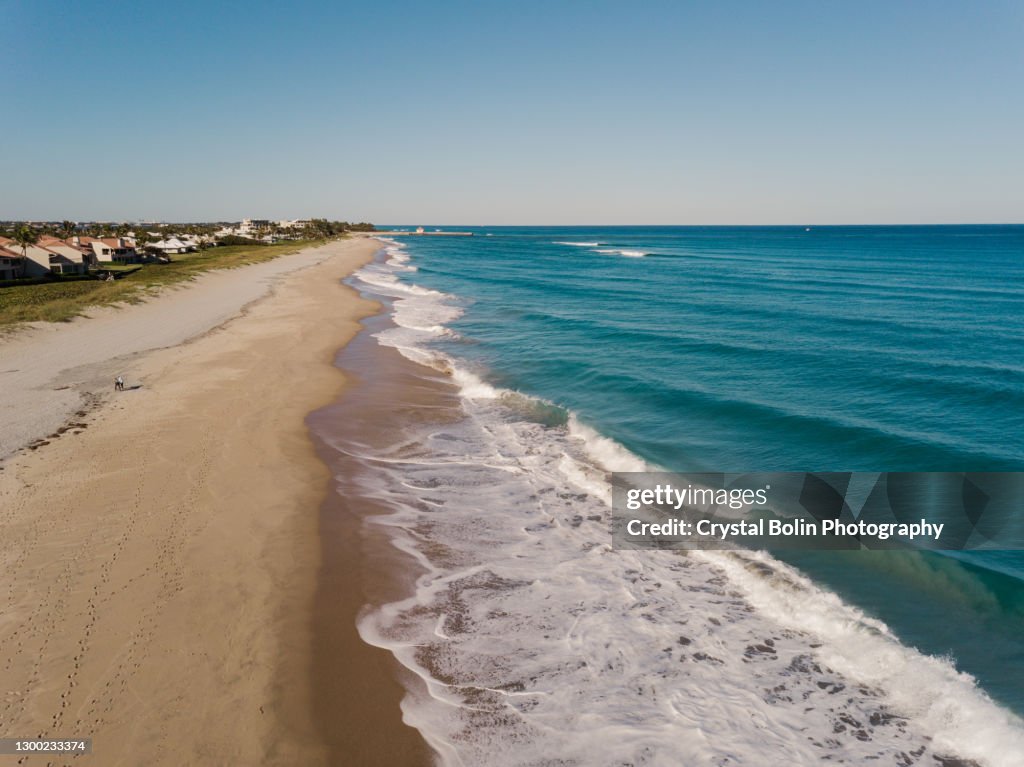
[0, 232, 208, 280]
[213, 219, 311, 239]
[0, 217, 371, 283]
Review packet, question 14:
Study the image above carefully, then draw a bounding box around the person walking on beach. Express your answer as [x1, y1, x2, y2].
[115, 376, 124, 392]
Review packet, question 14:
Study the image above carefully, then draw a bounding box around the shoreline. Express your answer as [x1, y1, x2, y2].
[333, 234, 1015, 766]
[307, 291, 461, 766]
[0, 237, 427, 764]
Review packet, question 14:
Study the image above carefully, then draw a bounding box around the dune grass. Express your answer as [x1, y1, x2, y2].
[0, 239, 330, 328]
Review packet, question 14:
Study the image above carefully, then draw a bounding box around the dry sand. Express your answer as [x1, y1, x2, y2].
[0, 237, 430, 765]
[0, 241, 363, 460]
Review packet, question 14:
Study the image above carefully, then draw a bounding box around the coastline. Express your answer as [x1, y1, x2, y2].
[3, 226, 1018, 766]
[0, 237, 427, 764]
[308, 299, 460, 766]
[334, 233, 1020, 767]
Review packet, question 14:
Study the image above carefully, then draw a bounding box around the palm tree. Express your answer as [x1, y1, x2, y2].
[61, 220, 76, 241]
[13, 224, 38, 258]
[134, 230, 152, 260]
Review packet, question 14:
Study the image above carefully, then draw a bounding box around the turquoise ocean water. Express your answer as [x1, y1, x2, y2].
[346, 225, 1024, 764]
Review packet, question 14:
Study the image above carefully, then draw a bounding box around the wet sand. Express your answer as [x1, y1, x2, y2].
[308, 297, 461, 765]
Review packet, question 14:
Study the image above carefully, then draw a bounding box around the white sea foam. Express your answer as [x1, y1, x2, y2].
[553, 241, 601, 247]
[567, 413, 652, 475]
[385, 247, 417, 271]
[556, 452, 613, 504]
[701, 549, 1024, 766]
[449, 366, 500, 400]
[342, 238, 1024, 766]
[594, 248, 648, 258]
[353, 245, 462, 356]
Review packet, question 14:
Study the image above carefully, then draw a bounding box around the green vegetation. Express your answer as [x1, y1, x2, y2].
[95, 263, 140, 273]
[216, 234, 268, 246]
[12, 224, 39, 256]
[0, 239, 330, 328]
[305, 219, 375, 237]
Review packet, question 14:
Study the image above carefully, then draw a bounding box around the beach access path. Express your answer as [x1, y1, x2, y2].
[0, 237, 429, 765]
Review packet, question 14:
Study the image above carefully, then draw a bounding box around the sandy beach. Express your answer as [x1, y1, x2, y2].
[0, 237, 430, 765]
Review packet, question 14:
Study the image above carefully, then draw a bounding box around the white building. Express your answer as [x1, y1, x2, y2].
[72, 236, 138, 264]
[238, 218, 271, 235]
[39, 236, 95, 268]
[0, 237, 88, 276]
[147, 237, 193, 255]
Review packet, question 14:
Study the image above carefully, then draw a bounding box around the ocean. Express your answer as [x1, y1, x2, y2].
[333, 226, 1024, 766]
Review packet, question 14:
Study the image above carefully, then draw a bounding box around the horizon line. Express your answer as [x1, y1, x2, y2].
[4, 219, 1024, 227]
[378, 221, 1024, 227]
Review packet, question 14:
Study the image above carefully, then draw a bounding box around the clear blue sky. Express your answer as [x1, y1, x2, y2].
[3, 0, 1022, 224]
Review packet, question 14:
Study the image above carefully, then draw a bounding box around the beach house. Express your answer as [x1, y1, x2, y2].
[178, 235, 207, 250]
[0, 244, 25, 280]
[239, 219, 271, 236]
[73, 236, 139, 264]
[147, 237, 193, 256]
[0, 236, 89, 277]
[39, 236, 95, 268]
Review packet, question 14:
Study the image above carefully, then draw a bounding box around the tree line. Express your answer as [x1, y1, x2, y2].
[304, 219, 376, 236]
